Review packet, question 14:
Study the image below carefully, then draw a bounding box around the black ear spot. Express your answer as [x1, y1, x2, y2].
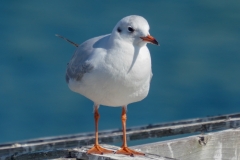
[117, 27, 122, 33]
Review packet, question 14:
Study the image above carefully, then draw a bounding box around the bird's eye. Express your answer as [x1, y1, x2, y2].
[127, 26, 134, 32]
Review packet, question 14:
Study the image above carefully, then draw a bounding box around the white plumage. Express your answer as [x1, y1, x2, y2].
[59, 15, 158, 155]
[66, 15, 157, 107]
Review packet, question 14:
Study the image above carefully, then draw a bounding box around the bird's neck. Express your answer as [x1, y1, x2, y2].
[108, 34, 136, 51]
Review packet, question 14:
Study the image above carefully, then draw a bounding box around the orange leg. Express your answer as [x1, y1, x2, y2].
[87, 105, 114, 154]
[115, 106, 145, 156]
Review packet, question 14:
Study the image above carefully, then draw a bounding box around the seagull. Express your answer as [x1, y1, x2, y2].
[57, 15, 158, 156]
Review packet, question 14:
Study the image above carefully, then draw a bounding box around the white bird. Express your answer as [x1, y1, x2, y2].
[57, 15, 158, 156]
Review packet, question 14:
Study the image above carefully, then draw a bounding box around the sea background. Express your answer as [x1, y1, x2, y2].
[0, 1, 240, 144]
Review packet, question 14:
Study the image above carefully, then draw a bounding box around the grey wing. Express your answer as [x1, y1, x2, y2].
[66, 62, 93, 83]
[65, 43, 94, 83]
[65, 34, 110, 83]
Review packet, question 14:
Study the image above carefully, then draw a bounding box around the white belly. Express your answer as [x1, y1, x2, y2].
[68, 46, 152, 107]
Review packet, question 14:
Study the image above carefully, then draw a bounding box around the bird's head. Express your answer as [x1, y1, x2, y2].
[112, 15, 158, 47]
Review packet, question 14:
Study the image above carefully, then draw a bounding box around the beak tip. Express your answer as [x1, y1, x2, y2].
[154, 40, 159, 46]
[141, 35, 159, 46]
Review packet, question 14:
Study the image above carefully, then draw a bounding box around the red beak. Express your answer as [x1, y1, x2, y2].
[140, 35, 159, 45]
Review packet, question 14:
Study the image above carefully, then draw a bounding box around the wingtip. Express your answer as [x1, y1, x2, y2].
[55, 34, 79, 47]
[55, 34, 62, 38]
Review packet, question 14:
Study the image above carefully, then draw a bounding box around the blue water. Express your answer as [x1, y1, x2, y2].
[0, 1, 240, 144]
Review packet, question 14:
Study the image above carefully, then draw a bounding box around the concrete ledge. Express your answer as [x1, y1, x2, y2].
[5, 144, 175, 160]
[135, 128, 240, 160]
[1, 112, 240, 160]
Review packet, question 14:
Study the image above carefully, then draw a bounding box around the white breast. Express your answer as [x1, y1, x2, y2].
[68, 45, 152, 107]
